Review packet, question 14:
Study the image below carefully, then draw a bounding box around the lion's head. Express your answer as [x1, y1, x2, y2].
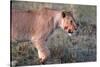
[58, 11, 78, 36]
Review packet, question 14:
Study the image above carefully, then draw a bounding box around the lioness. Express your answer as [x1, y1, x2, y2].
[11, 7, 77, 64]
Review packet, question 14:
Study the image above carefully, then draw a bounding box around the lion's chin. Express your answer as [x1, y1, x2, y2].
[68, 33, 72, 36]
[64, 30, 73, 36]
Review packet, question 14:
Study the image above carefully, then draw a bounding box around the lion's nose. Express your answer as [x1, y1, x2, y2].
[74, 23, 79, 30]
[75, 26, 77, 30]
[68, 29, 73, 33]
[77, 23, 79, 26]
[76, 23, 79, 28]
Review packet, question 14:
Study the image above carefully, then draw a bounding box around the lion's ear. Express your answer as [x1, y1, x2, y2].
[62, 11, 66, 18]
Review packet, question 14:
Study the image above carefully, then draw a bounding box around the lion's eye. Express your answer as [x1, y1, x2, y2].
[70, 20, 73, 23]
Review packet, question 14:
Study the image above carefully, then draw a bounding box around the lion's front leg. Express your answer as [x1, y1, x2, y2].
[33, 40, 50, 64]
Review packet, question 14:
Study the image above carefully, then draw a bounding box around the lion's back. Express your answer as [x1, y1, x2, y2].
[11, 8, 56, 41]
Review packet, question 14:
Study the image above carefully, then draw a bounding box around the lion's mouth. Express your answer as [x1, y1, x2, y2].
[67, 29, 78, 36]
[64, 30, 73, 36]
[67, 30, 73, 36]
[64, 28, 76, 36]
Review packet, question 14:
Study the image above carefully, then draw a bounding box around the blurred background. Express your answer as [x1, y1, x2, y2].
[11, 1, 96, 66]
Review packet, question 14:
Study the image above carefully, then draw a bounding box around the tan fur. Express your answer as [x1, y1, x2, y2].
[11, 7, 77, 63]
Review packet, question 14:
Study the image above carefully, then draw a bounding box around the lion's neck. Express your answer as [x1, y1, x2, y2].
[53, 12, 62, 29]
